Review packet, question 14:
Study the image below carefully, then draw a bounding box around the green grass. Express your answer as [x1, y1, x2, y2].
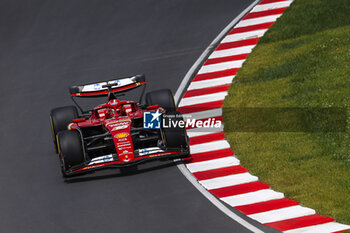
[223, 0, 350, 225]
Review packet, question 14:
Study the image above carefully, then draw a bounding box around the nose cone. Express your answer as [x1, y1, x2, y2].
[105, 119, 135, 162]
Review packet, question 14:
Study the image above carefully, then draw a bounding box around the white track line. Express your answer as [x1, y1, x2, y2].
[222, 29, 267, 43]
[178, 91, 228, 107]
[190, 140, 230, 154]
[188, 76, 234, 90]
[209, 45, 256, 59]
[222, 189, 285, 207]
[252, 1, 293, 13]
[236, 14, 282, 28]
[199, 172, 258, 189]
[248, 206, 316, 224]
[284, 222, 350, 233]
[198, 59, 246, 74]
[186, 156, 240, 173]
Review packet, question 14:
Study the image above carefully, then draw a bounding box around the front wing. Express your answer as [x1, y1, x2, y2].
[64, 147, 189, 177]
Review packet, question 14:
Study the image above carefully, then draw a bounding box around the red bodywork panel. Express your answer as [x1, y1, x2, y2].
[105, 119, 134, 162]
[67, 99, 181, 174]
[70, 100, 144, 162]
[71, 99, 143, 128]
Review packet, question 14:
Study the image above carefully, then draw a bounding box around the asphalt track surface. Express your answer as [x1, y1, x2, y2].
[0, 1, 278, 232]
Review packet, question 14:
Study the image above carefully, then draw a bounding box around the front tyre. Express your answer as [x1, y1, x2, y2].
[50, 106, 78, 153]
[56, 130, 85, 178]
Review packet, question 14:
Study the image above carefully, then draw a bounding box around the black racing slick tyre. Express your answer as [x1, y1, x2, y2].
[50, 106, 78, 153]
[162, 111, 189, 150]
[56, 130, 84, 178]
[145, 89, 176, 112]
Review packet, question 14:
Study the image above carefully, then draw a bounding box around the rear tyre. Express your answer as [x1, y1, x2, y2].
[57, 130, 85, 178]
[50, 106, 78, 153]
[145, 89, 176, 112]
[162, 111, 189, 152]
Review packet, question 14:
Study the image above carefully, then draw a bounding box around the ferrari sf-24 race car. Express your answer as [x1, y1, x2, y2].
[50, 74, 190, 177]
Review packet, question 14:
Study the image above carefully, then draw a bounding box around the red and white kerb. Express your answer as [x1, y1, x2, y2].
[178, 0, 350, 232]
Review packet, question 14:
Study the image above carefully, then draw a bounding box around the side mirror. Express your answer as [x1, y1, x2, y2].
[73, 118, 86, 123]
[146, 104, 159, 110]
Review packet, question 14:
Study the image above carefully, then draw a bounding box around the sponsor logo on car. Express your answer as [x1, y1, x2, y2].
[117, 145, 132, 150]
[117, 141, 131, 145]
[109, 80, 121, 87]
[102, 155, 113, 163]
[93, 83, 102, 90]
[117, 144, 132, 150]
[117, 138, 127, 142]
[121, 150, 132, 155]
[115, 132, 129, 138]
[116, 141, 132, 148]
[139, 149, 149, 155]
[138, 147, 164, 156]
[112, 125, 128, 131]
[87, 154, 113, 165]
[106, 120, 130, 128]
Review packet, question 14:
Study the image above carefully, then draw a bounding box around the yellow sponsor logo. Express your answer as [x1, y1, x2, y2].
[115, 132, 129, 139]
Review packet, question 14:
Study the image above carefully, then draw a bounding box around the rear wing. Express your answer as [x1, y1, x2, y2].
[69, 74, 146, 97]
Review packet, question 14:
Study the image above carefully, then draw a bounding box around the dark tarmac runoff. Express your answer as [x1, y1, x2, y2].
[0, 1, 278, 232]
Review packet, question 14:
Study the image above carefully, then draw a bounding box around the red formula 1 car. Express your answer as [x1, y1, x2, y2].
[49, 74, 189, 178]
